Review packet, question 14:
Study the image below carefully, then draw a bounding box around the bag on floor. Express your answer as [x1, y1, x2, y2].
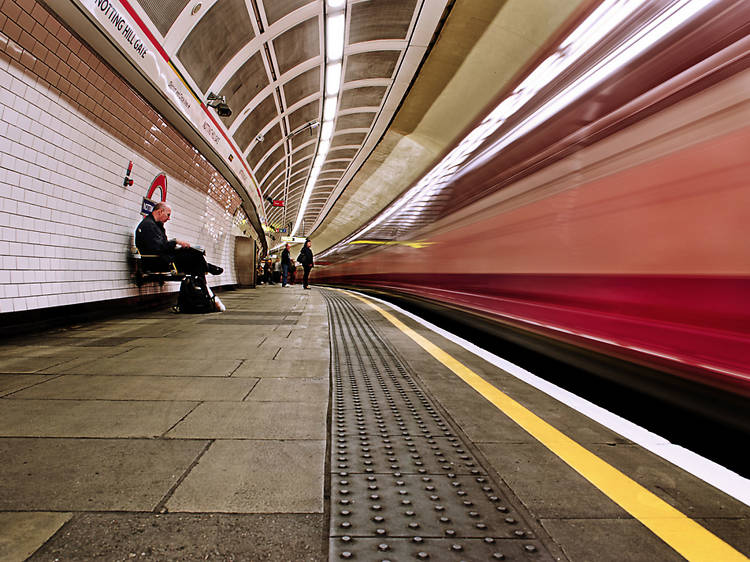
[177, 275, 215, 314]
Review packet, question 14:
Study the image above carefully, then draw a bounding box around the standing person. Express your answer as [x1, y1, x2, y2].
[135, 202, 223, 276]
[281, 243, 292, 287]
[297, 239, 314, 290]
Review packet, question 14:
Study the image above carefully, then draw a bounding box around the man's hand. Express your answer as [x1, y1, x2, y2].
[177, 240, 191, 248]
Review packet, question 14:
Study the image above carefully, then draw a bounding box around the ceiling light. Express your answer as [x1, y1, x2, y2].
[323, 96, 337, 121]
[326, 63, 342, 96]
[314, 154, 326, 168]
[327, 13, 345, 61]
[327, 0, 346, 8]
[318, 139, 331, 156]
[321, 121, 334, 141]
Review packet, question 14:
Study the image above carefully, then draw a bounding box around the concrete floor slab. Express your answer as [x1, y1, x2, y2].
[47, 355, 242, 377]
[246, 378, 328, 402]
[8, 375, 259, 402]
[166, 440, 326, 513]
[478, 441, 627, 519]
[0, 399, 197, 438]
[166, 401, 326, 439]
[118, 341, 263, 361]
[0, 512, 72, 562]
[28, 513, 326, 562]
[0, 438, 207, 511]
[0, 374, 54, 396]
[0, 356, 85, 373]
[540, 518, 684, 562]
[232, 359, 328, 378]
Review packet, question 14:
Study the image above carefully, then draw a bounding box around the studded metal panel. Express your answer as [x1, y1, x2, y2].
[323, 290, 554, 561]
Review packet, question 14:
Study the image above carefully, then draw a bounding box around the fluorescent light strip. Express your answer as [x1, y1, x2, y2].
[292, 6, 346, 237]
[327, 13, 345, 61]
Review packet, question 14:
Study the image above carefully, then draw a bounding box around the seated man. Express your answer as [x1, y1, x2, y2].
[135, 202, 223, 276]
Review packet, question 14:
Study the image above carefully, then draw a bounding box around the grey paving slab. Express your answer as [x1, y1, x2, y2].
[479, 441, 628, 519]
[540, 518, 684, 562]
[232, 359, 328, 378]
[115, 341, 264, 361]
[0, 399, 197, 437]
[28, 513, 326, 562]
[47, 355, 242, 377]
[260, 336, 330, 348]
[166, 401, 326, 439]
[0, 512, 72, 562]
[167, 440, 326, 513]
[0, 356, 83, 373]
[246, 378, 328, 402]
[0, 438, 207, 511]
[9, 375, 259, 402]
[258, 340, 329, 360]
[0, 374, 55, 396]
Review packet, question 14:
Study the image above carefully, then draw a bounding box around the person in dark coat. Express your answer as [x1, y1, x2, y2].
[135, 202, 223, 276]
[281, 243, 292, 287]
[297, 239, 314, 290]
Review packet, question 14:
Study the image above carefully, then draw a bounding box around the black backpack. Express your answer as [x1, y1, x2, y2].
[177, 275, 215, 313]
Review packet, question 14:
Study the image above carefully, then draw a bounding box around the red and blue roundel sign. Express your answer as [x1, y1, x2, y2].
[141, 173, 167, 215]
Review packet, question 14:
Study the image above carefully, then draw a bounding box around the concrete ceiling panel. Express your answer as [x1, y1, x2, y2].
[256, 145, 287, 183]
[273, 17, 320, 76]
[349, 0, 418, 44]
[282, 67, 321, 108]
[339, 86, 387, 110]
[139, 0, 189, 36]
[247, 123, 283, 169]
[288, 101, 320, 134]
[331, 132, 366, 148]
[177, 0, 254, 93]
[344, 51, 400, 82]
[219, 52, 268, 128]
[262, 0, 315, 26]
[335, 111, 376, 132]
[233, 94, 277, 151]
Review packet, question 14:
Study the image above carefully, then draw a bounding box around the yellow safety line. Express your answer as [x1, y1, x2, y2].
[343, 290, 748, 562]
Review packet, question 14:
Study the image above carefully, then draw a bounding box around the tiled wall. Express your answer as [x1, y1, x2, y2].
[0, 0, 247, 314]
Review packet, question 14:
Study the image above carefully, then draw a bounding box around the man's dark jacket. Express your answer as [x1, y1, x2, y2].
[136, 214, 176, 256]
[135, 214, 176, 270]
[298, 246, 314, 267]
[281, 248, 291, 266]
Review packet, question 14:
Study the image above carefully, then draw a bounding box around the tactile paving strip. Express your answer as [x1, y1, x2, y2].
[323, 291, 554, 561]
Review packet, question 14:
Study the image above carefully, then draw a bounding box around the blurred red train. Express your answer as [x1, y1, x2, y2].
[314, 0, 750, 416]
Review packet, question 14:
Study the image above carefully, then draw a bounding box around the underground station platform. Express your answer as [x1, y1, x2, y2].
[0, 287, 748, 561]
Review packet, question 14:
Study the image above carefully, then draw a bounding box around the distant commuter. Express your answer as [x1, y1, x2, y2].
[264, 259, 275, 285]
[297, 239, 314, 290]
[135, 202, 223, 277]
[281, 243, 292, 287]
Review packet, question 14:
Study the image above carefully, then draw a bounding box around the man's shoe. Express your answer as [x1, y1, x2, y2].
[207, 264, 223, 275]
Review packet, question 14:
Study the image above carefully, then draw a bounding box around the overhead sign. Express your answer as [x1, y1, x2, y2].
[272, 200, 285, 207]
[282, 236, 307, 243]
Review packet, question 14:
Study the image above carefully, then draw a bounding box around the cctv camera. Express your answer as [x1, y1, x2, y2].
[206, 92, 232, 117]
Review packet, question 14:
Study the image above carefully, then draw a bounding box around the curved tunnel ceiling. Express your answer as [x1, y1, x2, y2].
[131, 0, 448, 240]
[121, 0, 591, 252]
